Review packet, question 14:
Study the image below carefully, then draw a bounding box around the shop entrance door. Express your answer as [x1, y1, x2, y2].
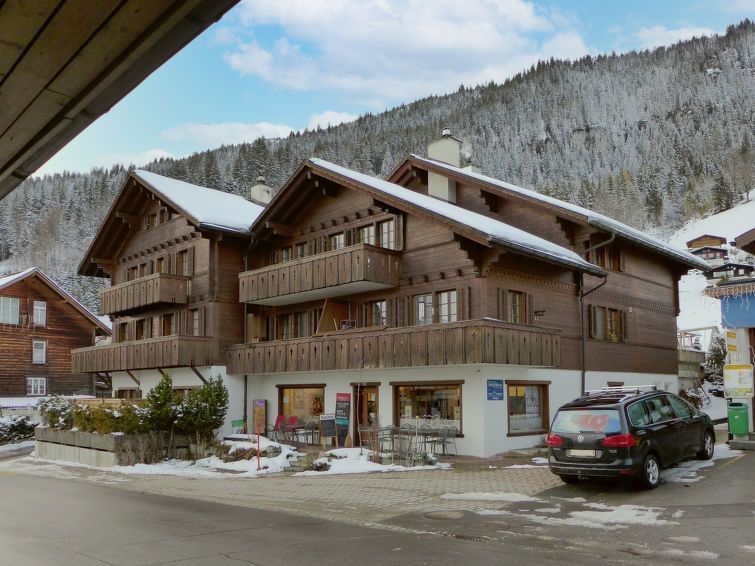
[354, 385, 378, 446]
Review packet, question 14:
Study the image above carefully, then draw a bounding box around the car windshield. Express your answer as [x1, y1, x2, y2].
[551, 409, 621, 434]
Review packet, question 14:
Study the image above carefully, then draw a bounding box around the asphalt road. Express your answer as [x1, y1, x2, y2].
[0, 448, 753, 566]
[0, 473, 601, 566]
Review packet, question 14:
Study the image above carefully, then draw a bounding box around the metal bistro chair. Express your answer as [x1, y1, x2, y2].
[358, 424, 378, 450]
[426, 427, 454, 456]
[301, 419, 319, 446]
[446, 425, 458, 455]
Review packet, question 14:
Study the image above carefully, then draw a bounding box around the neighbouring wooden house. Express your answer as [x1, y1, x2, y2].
[226, 133, 707, 456]
[0, 267, 110, 397]
[72, 170, 264, 433]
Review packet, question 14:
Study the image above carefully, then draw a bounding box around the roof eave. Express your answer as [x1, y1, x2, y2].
[489, 236, 605, 277]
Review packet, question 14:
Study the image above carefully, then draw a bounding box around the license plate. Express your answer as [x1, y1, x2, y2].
[568, 449, 598, 457]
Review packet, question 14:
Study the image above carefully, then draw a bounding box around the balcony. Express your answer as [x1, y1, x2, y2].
[239, 243, 401, 306]
[72, 335, 214, 373]
[100, 272, 190, 315]
[226, 319, 560, 374]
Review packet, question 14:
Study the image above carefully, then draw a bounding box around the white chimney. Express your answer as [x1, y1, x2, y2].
[250, 175, 273, 206]
[427, 128, 461, 203]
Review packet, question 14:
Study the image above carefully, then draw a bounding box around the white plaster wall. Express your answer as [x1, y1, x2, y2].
[109, 366, 243, 438]
[583, 371, 680, 394]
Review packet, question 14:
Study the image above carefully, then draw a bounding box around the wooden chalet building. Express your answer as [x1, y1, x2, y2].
[0, 268, 110, 398]
[226, 133, 707, 456]
[72, 133, 707, 454]
[72, 170, 264, 431]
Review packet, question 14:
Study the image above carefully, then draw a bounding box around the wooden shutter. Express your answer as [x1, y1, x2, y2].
[187, 247, 195, 276]
[618, 249, 626, 272]
[526, 293, 535, 324]
[498, 288, 509, 322]
[620, 310, 628, 342]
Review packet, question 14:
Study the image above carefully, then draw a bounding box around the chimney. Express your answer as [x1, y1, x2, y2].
[427, 128, 461, 203]
[249, 175, 273, 206]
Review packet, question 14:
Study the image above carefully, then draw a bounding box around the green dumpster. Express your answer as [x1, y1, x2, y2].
[728, 402, 749, 435]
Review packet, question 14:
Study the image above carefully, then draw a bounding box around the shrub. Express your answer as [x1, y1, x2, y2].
[177, 376, 229, 457]
[146, 374, 179, 432]
[0, 416, 39, 444]
[38, 396, 76, 429]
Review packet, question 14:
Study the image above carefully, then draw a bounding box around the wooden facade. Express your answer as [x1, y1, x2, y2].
[72, 173, 252, 377]
[0, 269, 109, 397]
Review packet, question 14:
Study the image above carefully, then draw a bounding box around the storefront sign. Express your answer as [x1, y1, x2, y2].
[487, 379, 504, 400]
[724, 364, 754, 398]
[335, 393, 351, 426]
[253, 399, 266, 432]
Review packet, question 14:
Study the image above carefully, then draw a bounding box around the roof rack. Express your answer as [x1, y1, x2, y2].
[584, 385, 658, 396]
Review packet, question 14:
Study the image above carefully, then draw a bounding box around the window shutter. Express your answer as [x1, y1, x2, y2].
[588, 305, 596, 339]
[619, 249, 626, 272]
[170, 252, 177, 275]
[527, 294, 535, 324]
[188, 246, 195, 276]
[499, 289, 509, 322]
[620, 310, 628, 342]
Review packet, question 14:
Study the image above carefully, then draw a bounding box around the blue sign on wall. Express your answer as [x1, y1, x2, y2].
[487, 379, 504, 400]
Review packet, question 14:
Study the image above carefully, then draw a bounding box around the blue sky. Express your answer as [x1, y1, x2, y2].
[36, 0, 754, 176]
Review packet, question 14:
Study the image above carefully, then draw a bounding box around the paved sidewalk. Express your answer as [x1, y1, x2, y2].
[0, 452, 561, 529]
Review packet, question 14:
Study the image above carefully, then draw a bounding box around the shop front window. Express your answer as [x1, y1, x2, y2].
[507, 382, 549, 434]
[278, 386, 325, 421]
[394, 382, 461, 431]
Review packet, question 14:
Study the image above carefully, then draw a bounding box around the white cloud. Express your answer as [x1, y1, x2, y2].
[306, 111, 358, 131]
[224, 0, 587, 106]
[717, 0, 755, 14]
[634, 25, 716, 50]
[160, 121, 295, 146]
[33, 149, 175, 176]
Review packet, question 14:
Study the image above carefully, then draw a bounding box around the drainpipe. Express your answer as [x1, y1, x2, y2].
[579, 232, 615, 394]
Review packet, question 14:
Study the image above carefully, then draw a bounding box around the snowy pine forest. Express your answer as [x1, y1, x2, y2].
[0, 20, 753, 311]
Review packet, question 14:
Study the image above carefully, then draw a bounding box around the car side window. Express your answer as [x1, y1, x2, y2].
[628, 402, 650, 426]
[644, 396, 672, 423]
[666, 395, 692, 418]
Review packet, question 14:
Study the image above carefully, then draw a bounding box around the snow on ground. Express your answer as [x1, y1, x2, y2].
[677, 272, 721, 342]
[0, 395, 94, 409]
[670, 192, 755, 249]
[295, 447, 450, 476]
[478, 505, 672, 530]
[0, 440, 34, 454]
[701, 383, 728, 421]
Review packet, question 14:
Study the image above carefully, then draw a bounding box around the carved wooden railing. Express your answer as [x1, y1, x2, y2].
[72, 335, 213, 373]
[239, 243, 401, 305]
[99, 272, 189, 315]
[226, 319, 560, 374]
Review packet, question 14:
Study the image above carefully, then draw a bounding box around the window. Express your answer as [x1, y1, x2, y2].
[394, 382, 462, 431]
[644, 396, 673, 424]
[32, 301, 46, 326]
[278, 386, 325, 420]
[277, 313, 293, 340]
[507, 382, 549, 434]
[295, 312, 309, 338]
[116, 388, 142, 399]
[32, 341, 46, 364]
[279, 246, 292, 263]
[156, 257, 165, 273]
[188, 309, 200, 336]
[498, 289, 530, 324]
[666, 394, 692, 418]
[27, 377, 46, 396]
[367, 300, 387, 326]
[590, 306, 626, 341]
[296, 242, 307, 258]
[127, 266, 138, 281]
[138, 263, 147, 278]
[358, 225, 375, 245]
[178, 250, 189, 276]
[627, 401, 651, 426]
[159, 209, 170, 224]
[378, 219, 395, 249]
[135, 319, 146, 340]
[162, 313, 175, 336]
[413, 293, 433, 325]
[173, 386, 199, 399]
[591, 244, 623, 271]
[329, 232, 345, 251]
[438, 290, 457, 323]
[0, 296, 20, 324]
[144, 214, 156, 230]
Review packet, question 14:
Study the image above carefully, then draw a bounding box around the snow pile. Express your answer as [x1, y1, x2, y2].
[0, 440, 34, 454]
[662, 443, 742, 483]
[295, 447, 450, 476]
[572, 503, 672, 526]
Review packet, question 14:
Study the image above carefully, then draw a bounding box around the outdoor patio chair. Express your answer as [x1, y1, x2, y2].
[283, 415, 299, 443]
[358, 424, 377, 449]
[301, 419, 319, 445]
[271, 415, 286, 442]
[425, 427, 450, 455]
[446, 425, 458, 455]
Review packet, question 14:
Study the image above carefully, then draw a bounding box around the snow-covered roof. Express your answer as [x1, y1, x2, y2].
[309, 158, 604, 276]
[410, 155, 709, 271]
[0, 267, 36, 290]
[0, 267, 110, 334]
[133, 170, 264, 235]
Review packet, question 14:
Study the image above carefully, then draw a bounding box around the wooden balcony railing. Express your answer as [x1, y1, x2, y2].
[72, 335, 214, 373]
[226, 319, 560, 374]
[239, 243, 401, 306]
[99, 272, 190, 315]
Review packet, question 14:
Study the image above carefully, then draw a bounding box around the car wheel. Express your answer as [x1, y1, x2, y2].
[639, 454, 661, 489]
[697, 429, 715, 460]
[558, 474, 580, 484]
